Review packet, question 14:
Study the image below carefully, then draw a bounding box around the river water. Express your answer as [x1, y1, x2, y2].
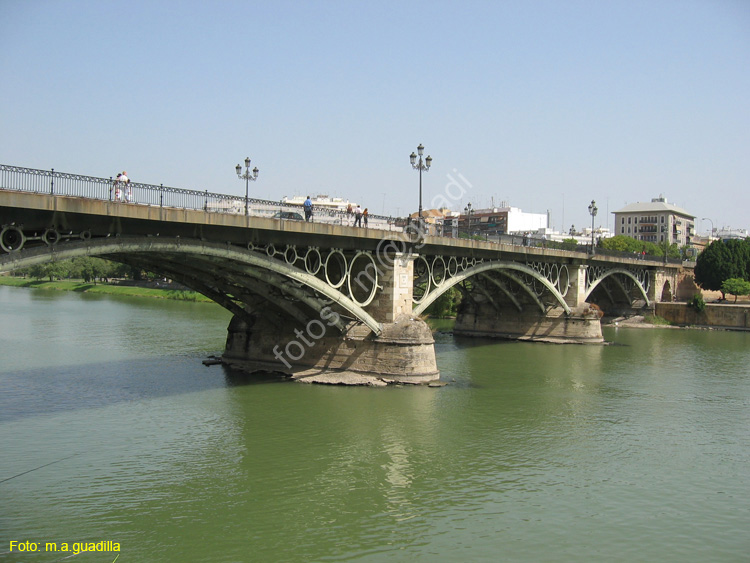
[0, 286, 748, 562]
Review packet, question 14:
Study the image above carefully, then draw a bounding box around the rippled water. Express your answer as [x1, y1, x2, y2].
[1, 286, 749, 561]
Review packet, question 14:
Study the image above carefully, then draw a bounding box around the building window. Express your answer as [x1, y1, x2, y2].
[661, 216, 665, 223]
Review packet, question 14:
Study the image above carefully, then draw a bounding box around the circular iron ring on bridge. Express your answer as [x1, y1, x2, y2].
[557, 265, 569, 297]
[42, 228, 60, 247]
[431, 256, 446, 286]
[412, 255, 431, 304]
[0, 225, 26, 253]
[304, 248, 322, 275]
[324, 250, 348, 289]
[447, 256, 459, 277]
[284, 245, 298, 265]
[347, 251, 379, 307]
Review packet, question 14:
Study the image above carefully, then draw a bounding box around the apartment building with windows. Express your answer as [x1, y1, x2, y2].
[613, 196, 695, 246]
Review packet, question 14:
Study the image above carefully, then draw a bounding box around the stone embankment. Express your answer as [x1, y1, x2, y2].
[605, 302, 750, 331]
[655, 302, 750, 330]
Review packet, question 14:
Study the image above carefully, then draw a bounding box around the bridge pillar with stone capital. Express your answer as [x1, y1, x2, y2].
[564, 264, 589, 309]
[364, 252, 415, 323]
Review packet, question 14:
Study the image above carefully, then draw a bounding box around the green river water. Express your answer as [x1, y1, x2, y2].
[0, 286, 748, 562]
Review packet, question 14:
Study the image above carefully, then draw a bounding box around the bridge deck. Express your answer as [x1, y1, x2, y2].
[1, 189, 669, 266]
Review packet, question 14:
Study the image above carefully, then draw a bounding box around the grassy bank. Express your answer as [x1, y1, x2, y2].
[0, 276, 213, 302]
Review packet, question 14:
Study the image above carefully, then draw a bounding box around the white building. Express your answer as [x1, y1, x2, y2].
[506, 207, 548, 233]
[715, 227, 749, 241]
[282, 194, 356, 212]
[613, 196, 695, 246]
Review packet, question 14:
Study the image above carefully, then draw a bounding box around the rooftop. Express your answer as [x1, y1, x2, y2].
[613, 196, 694, 219]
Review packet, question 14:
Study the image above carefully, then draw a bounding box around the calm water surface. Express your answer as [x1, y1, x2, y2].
[1, 286, 748, 562]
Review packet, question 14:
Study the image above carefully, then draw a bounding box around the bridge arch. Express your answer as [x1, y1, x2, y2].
[0, 237, 383, 335]
[585, 268, 650, 307]
[413, 260, 572, 317]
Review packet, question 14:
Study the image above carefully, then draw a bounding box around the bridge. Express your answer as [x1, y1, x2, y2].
[0, 164, 681, 384]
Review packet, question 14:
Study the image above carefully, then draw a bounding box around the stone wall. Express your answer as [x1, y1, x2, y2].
[655, 303, 750, 330]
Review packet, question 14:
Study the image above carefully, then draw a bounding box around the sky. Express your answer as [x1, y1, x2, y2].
[1, 0, 748, 234]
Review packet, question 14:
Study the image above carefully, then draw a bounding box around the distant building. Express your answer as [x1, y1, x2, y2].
[282, 194, 356, 212]
[456, 206, 548, 237]
[715, 227, 749, 242]
[613, 196, 695, 246]
[409, 208, 451, 236]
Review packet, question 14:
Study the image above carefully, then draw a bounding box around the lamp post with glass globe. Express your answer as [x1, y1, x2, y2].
[464, 203, 473, 237]
[235, 157, 259, 216]
[409, 144, 432, 228]
[588, 200, 598, 254]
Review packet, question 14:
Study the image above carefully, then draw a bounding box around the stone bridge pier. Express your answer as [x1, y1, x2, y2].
[223, 253, 440, 384]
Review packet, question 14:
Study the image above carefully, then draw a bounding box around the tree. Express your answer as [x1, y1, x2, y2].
[600, 235, 664, 257]
[69, 257, 115, 283]
[721, 278, 750, 303]
[694, 239, 750, 298]
[28, 261, 69, 281]
[559, 238, 579, 251]
[425, 287, 462, 318]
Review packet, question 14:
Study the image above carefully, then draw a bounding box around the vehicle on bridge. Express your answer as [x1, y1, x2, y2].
[272, 211, 304, 221]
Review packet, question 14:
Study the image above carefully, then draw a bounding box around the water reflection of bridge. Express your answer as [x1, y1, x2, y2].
[0, 164, 681, 384]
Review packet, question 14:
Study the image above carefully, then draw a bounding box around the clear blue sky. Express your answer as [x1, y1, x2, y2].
[2, 0, 748, 233]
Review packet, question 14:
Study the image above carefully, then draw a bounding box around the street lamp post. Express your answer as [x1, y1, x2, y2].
[463, 203, 473, 237]
[410, 144, 432, 229]
[588, 200, 598, 254]
[702, 217, 714, 242]
[235, 157, 259, 216]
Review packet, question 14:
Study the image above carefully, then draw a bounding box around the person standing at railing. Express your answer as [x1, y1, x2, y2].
[122, 171, 132, 202]
[113, 171, 130, 202]
[303, 195, 313, 222]
[363, 208, 369, 227]
[354, 205, 363, 227]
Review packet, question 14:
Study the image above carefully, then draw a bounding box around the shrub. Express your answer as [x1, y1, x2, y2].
[688, 294, 706, 312]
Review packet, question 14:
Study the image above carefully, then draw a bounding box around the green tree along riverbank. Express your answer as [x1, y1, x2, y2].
[0, 275, 212, 302]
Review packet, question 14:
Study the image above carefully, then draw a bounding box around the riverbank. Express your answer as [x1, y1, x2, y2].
[605, 305, 750, 332]
[0, 275, 213, 302]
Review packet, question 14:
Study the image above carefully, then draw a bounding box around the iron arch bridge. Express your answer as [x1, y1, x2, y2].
[412, 256, 573, 316]
[0, 172, 684, 381]
[0, 224, 655, 327]
[585, 265, 651, 308]
[0, 234, 393, 336]
[409, 253, 654, 317]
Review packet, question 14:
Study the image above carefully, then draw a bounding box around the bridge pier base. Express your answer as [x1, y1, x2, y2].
[453, 305, 603, 344]
[222, 313, 440, 385]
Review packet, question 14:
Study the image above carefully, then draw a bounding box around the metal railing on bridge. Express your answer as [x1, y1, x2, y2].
[0, 164, 399, 231]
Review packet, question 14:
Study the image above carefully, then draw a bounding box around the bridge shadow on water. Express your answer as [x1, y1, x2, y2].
[220, 363, 293, 387]
[0, 355, 293, 424]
